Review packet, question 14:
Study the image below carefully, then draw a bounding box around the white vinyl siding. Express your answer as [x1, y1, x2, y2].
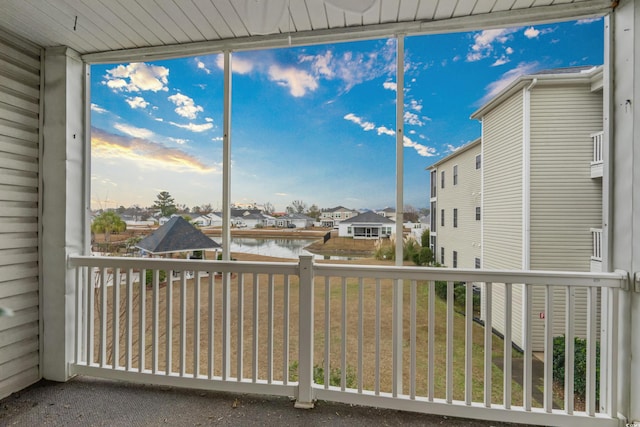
[0, 29, 41, 400]
[482, 91, 523, 270]
[528, 84, 603, 349]
[529, 84, 603, 271]
[481, 91, 524, 349]
[430, 140, 481, 269]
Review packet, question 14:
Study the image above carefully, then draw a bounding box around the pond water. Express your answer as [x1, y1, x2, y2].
[210, 237, 362, 261]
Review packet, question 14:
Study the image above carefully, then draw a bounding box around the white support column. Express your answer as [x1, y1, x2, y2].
[392, 34, 405, 397]
[612, 0, 640, 423]
[41, 47, 85, 381]
[222, 50, 232, 261]
[295, 255, 315, 408]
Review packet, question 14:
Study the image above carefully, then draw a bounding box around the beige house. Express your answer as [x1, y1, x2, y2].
[319, 206, 359, 228]
[427, 138, 482, 269]
[472, 66, 604, 351]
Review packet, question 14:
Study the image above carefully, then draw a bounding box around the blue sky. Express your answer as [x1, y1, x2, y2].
[90, 17, 603, 213]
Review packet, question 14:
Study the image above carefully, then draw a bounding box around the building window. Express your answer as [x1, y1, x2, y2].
[441, 170, 445, 189]
[475, 258, 481, 269]
[453, 208, 458, 228]
[430, 170, 437, 198]
[453, 251, 458, 268]
[441, 247, 445, 265]
[441, 209, 445, 227]
[453, 165, 458, 185]
[475, 207, 481, 221]
[475, 154, 481, 169]
[430, 236, 436, 253]
[430, 201, 436, 231]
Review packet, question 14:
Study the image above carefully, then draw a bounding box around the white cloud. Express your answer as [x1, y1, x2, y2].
[492, 56, 510, 67]
[301, 51, 334, 78]
[576, 17, 601, 25]
[403, 136, 436, 157]
[215, 54, 255, 74]
[168, 137, 188, 145]
[383, 81, 397, 91]
[506, 47, 514, 55]
[377, 126, 395, 136]
[113, 123, 154, 139]
[169, 121, 214, 132]
[205, 117, 213, 122]
[104, 62, 169, 92]
[404, 111, 424, 126]
[481, 61, 540, 104]
[407, 99, 423, 112]
[91, 103, 107, 114]
[446, 144, 464, 153]
[268, 65, 318, 97]
[467, 28, 517, 62]
[196, 58, 211, 74]
[168, 93, 203, 119]
[212, 136, 223, 142]
[524, 27, 540, 39]
[125, 96, 149, 109]
[344, 113, 375, 131]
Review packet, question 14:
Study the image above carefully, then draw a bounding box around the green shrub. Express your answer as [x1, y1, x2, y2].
[144, 269, 167, 287]
[553, 335, 600, 402]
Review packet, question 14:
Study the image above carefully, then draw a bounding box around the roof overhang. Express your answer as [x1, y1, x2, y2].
[0, 1, 613, 64]
[427, 137, 482, 170]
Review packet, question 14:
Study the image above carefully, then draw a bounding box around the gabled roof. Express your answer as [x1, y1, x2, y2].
[341, 211, 395, 224]
[136, 216, 221, 255]
[281, 213, 314, 220]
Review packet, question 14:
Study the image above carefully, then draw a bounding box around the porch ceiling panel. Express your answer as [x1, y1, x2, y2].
[0, 0, 612, 62]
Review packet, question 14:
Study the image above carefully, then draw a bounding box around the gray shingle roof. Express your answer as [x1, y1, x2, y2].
[136, 216, 221, 254]
[341, 211, 395, 224]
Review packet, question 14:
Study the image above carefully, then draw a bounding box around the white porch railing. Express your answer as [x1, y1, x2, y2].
[591, 131, 604, 178]
[68, 255, 626, 427]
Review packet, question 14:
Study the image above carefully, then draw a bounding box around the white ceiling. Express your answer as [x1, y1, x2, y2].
[0, 0, 613, 62]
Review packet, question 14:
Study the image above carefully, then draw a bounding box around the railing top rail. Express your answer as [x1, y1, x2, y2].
[313, 263, 626, 288]
[68, 254, 299, 275]
[590, 130, 604, 138]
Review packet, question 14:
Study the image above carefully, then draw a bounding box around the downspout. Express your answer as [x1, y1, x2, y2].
[522, 78, 537, 271]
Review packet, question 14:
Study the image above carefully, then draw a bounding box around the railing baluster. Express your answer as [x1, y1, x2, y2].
[465, 281, 473, 405]
[180, 271, 187, 376]
[341, 276, 347, 391]
[74, 266, 82, 365]
[88, 267, 95, 366]
[112, 268, 121, 370]
[194, 272, 201, 378]
[565, 287, 575, 414]
[410, 279, 417, 399]
[252, 273, 259, 383]
[428, 280, 435, 401]
[237, 273, 244, 381]
[100, 267, 107, 368]
[208, 271, 215, 379]
[375, 278, 381, 396]
[446, 280, 453, 404]
[586, 286, 597, 415]
[523, 284, 533, 411]
[166, 271, 173, 375]
[544, 285, 554, 412]
[504, 284, 512, 409]
[324, 276, 331, 390]
[152, 270, 159, 374]
[358, 277, 364, 394]
[138, 269, 146, 372]
[484, 282, 492, 407]
[125, 268, 133, 370]
[267, 274, 274, 384]
[282, 274, 290, 385]
[222, 272, 231, 381]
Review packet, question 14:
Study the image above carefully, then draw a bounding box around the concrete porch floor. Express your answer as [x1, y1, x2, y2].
[0, 376, 536, 426]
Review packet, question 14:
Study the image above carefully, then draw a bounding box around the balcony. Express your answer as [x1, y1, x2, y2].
[58, 255, 625, 427]
[591, 131, 604, 178]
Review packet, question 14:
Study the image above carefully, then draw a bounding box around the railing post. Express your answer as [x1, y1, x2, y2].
[295, 255, 315, 408]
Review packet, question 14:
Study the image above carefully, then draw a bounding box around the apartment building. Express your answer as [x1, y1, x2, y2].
[427, 138, 481, 269]
[430, 66, 604, 351]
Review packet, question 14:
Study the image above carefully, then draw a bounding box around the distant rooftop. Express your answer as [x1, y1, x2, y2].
[532, 65, 597, 75]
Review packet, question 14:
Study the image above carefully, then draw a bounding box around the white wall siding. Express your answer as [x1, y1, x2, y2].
[0, 29, 41, 399]
[529, 84, 603, 271]
[432, 141, 481, 269]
